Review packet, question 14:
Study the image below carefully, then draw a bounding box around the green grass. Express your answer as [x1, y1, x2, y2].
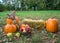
[0, 11, 60, 19]
[0, 11, 60, 43]
[16, 11, 59, 19]
[0, 11, 60, 25]
[17, 11, 60, 20]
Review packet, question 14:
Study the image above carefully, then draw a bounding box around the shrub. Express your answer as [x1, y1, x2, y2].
[0, 4, 6, 12]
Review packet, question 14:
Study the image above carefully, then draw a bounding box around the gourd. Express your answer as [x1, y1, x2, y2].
[19, 24, 31, 33]
[20, 24, 26, 29]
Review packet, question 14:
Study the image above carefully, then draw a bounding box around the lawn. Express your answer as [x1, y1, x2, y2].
[0, 11, 60, 25]
[0, 11, 60, 19]
[0, 11, 60, 43]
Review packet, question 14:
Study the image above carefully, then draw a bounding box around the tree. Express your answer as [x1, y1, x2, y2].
[0, 4, 6, 12]
[6, 2, 15, 10]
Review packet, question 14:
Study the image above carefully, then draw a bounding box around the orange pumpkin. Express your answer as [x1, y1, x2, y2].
[6, 18, 13, 24]
[11, 24, 16, 32]
[45, 18, 58, 33]
[4, 24, 16, 33]
[4, 24, 13, 33]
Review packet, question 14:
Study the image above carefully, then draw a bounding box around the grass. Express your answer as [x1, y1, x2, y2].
[0, 11, 60, 25]
[0, 10, 60, 43]
[0, 11, 60, 19]
[14, 11, 60, 20]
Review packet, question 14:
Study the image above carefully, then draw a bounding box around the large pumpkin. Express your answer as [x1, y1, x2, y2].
[4, 24, 16, 33]
[45, 18, 58, 33]
[4, 24, 13, 33]
[6, 18, 13, 24]
[11, 24, 16, 32]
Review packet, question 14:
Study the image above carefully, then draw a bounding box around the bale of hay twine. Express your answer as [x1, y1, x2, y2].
[22, 19, 45, 31]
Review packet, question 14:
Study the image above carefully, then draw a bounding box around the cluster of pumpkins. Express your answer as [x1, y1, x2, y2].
[4, 14, 31, 35]
[4, 14, 58, 34]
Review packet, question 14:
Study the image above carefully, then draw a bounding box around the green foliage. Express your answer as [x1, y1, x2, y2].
[0, 0, 60, 11]
[18, 0, 60, 10]
[5, 2, 15, 11]
[0, 4, 6, 12]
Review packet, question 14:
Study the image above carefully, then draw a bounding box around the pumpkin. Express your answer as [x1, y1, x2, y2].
[4, 24, 16, 33]
[11, 24, 16, 32]
[45, 18, 58, 33]
[6, 15, 19, 24]
[4, 24, 13, 33]
[6, 18, 13, 24]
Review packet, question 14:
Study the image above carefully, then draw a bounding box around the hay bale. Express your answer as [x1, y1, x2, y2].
[22, 19, 45, 30]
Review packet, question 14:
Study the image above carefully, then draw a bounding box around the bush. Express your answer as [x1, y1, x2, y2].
[0, 4, 6, 12]
[6, 4, 15, 11]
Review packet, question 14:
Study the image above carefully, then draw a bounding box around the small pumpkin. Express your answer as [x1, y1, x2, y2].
[45, 18, 58, 33]
[4, 24, 16, 33]
[7, 14, 19, 24]
[6, 18, 13, 24]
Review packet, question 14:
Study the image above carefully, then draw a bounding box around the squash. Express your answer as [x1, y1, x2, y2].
[4, 24, 16, 33]
[45, 18, 58, 33]
[25, 24, 31, 33]
[20, 24, 26, 29]
[20, 24, 31, 34]
[6, 18, 13, 24]
[25, 24, 30, 29]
